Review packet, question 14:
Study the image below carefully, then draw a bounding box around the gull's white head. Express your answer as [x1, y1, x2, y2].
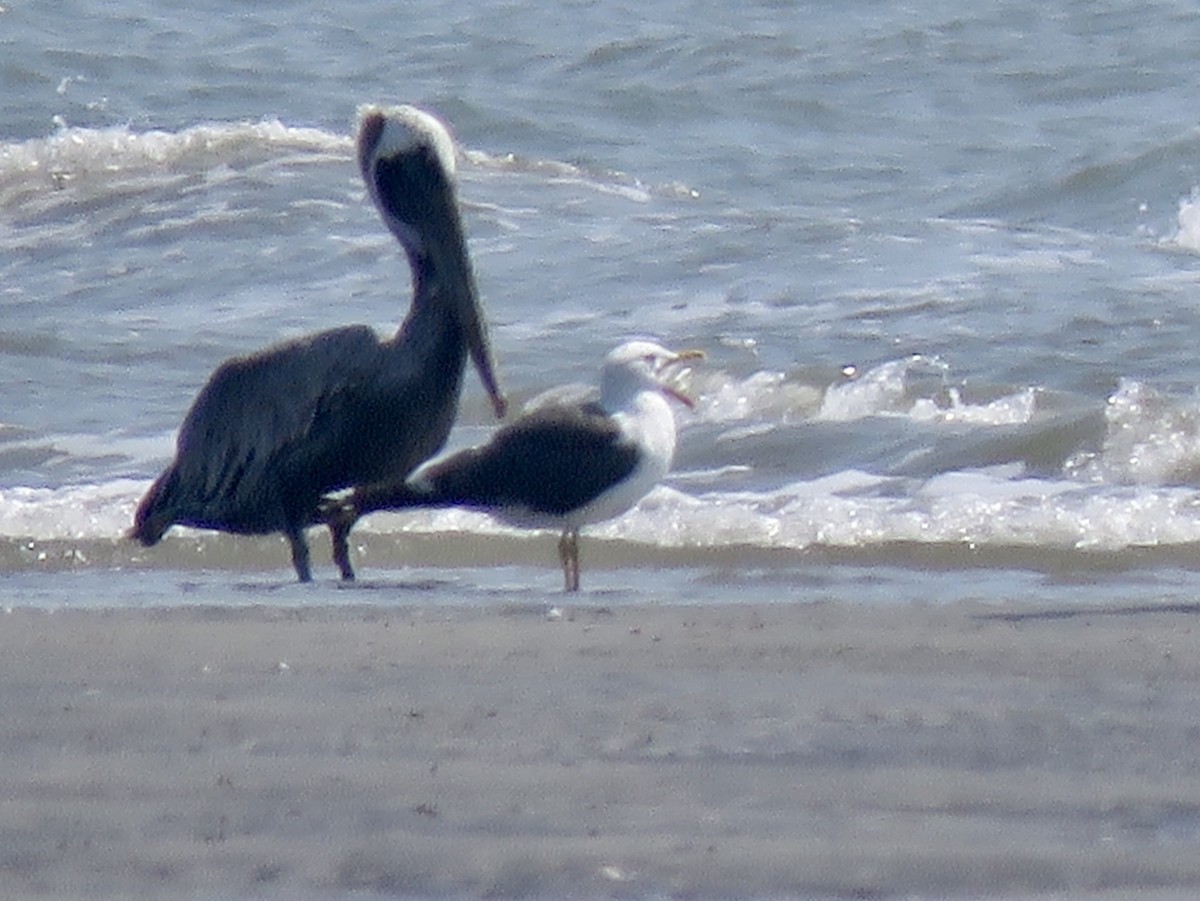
[600, 340, 704, 410]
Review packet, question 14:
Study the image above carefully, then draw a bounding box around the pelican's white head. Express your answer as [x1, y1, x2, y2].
[356, 103, 457, 180]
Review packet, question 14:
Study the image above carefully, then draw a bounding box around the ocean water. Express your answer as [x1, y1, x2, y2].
[6, 0, 1200, 607]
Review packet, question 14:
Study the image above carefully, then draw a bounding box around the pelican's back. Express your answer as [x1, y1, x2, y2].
[133, 325, 391, 543]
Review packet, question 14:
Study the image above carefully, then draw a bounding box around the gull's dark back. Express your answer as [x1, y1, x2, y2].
[358, 402, 640, 518]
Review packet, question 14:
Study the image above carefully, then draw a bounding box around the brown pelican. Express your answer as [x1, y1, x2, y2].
[330, 340, 701, 591]
[130, 104, 506, 581]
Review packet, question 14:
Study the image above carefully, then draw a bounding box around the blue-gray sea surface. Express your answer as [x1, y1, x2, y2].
[6, 0, 1200, 608]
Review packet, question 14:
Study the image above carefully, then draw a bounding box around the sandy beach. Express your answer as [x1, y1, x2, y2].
[4, 597, 1200, 899]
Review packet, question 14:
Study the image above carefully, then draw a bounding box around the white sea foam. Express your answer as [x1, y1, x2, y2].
[7, 360, 1199, 562]
[0, 120, 352, 207]
[0, 480, 143, 540]
[818, 357, 935, 421]
[7, 462, 1200, 573]
[696, 357, 1037, 430]
[1169, 189, 1200, 254]
[909, 387, 1040, 426]
[698, 370, 822, 425]
[1066, 379, 1200, 487]
[464, 148, 697, 202]
[342, 471, 1200, 556]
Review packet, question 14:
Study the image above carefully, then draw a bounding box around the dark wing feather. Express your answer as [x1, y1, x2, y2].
[140, 325, 387, 534]
[420, 402, 640, 515]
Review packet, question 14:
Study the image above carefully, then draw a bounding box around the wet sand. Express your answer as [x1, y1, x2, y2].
[3, 597, 1200, 899]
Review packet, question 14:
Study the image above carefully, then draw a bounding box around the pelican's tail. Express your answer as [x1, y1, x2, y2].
[129, 468, 179, 546]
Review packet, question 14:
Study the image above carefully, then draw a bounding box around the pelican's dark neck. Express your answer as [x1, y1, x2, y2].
[405, 248, 433, 308]
[392, 256, 466, 358]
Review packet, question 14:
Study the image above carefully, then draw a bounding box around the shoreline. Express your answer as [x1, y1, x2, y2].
[4, 599, 1200, 898]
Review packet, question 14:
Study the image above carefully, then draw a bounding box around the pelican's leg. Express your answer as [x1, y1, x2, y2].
[312, 496, 357, 581]
[329, 519, 356, 582]
[286, 527, 313, 583]
[558, 529, 580, 592]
